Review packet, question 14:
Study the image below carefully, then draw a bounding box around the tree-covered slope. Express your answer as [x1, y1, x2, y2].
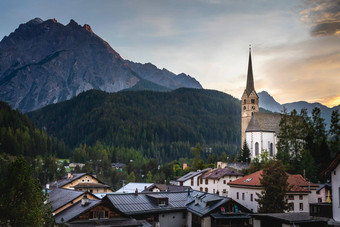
[28, 88, 241, 162]
[0, 101, 70, 158]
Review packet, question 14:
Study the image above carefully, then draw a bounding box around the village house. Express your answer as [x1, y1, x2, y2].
[228, 170, 318, 213]
[143, 183, 191, 192]
[48, 172, 113, 193]
[176, 168, 211, 187]
[310, 152, 340, 226]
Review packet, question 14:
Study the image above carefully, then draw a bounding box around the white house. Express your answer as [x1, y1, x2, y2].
[197, 167, 244, 197]
[176, 168, 211, 187]
[228, 170, 318, 213]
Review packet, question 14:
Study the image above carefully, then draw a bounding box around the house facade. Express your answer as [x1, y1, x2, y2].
[176, 168, 211, 187]
[228, 170, 318, 213]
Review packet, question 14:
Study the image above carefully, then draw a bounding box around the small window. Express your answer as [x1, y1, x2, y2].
[289, 203, 294, 211]
[244, 99, 246, 104]
[269, 143, 273, 157]
[299, 195, 303, 200]
[205, 187, 208, 193]
[251, 99, 255, 104]
[288, 195, 294, 200]
[213, 189, 215, 194]
[223, 180, 226, 184]
[205, 179, 208, 185]
[237, 192, 239, 199]
[299, 203, 303, 211]
[250, 194, 253, 202]
[318, 198, 322, 203]
[200, 187, 203, 192]
[243, 106, 246, 110]
[242, 193, 245, 200]
[200, 178, 203, 184]
[191, 178, 194, 186]
[105, 211, 109, 218]
[255, 142, 259, 156]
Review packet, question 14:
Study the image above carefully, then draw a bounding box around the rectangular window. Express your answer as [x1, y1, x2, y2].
[299, 195, 303, 200]
[223, 180, 226, 184]
[250, 194, 253, 202]
[289, 203, 294, 211]
[288, 195, 294, 200]
[213, 189, 215, 194]
[191, 178, 194, 186]
[299, 203, 303, 211]
[205, 179, 208, 185]
[237, 192, 239, 199]
[205, 187, 208, 193]
[251, 99, 255, 104]
[242, 193, 245, 200]
[200, 178, 203, 184]
[105, 211, 109, 218]
[200, 187, 203, 192]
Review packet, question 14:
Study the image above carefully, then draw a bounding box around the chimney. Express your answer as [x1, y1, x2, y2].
[195, 197, 199, 205]
[81, 194, 88, 206]
[67, 173, 72, 179]
[135, 188, 138, 196]
[46, 184, 49, 189]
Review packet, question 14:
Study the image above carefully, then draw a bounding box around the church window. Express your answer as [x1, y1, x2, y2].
[251, 99, 255, 104]
[244, 99, 246, 104]
[269, 143, 273, 156]
[243, 106, 246, 110]
[255, 142, 259, 156]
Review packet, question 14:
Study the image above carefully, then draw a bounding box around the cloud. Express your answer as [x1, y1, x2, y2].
[300, 0, 340, 36]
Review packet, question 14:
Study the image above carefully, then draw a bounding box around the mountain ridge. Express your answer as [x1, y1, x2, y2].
[0, 18, 202, 112]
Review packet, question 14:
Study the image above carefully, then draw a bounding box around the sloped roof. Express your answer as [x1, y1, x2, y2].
[49, 173, 94, 188]
[186, 193, 230, 217]
[115, 183, 153, 193]
[200, 168, 243, 180]
[245, 49, 255, 96]
[251, 212, 323, 224]
[177, 168, 211, 182]
[48, 188, 85, 212]
[228, 170, 318, 192]
[246, 112, 281, 133]
[143, 184, 191, 192]
[74, 182, 111, 189]
[54, 199, 101, 224]
[321, 152, 340, 178]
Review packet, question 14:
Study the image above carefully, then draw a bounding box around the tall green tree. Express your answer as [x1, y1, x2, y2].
[329, 110, 340, 155]
[0, 156, 53, 226]
[256, 160, 289, 213]
[238, 140, 250, 163]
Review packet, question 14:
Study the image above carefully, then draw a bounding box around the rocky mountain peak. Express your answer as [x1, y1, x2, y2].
[27, 17, 44, 25]
[83, 24, 93, 33]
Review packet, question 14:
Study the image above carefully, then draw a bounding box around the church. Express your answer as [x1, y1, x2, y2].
[241, 48, 281, 160]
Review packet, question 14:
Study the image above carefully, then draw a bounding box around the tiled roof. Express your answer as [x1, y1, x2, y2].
[200, 168, 243, 180]
[228, 170, 317, 192]
[246, 112, 281, 133]
[54, 199, 101, 224]
[48, 188, 85, 212]
[74, 182, 111, 189]
[177, 168, 211, 182]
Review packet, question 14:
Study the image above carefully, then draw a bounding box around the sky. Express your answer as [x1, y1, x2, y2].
[0, 0, 339, 107]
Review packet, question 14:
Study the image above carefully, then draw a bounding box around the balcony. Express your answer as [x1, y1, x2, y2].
[310, 203, 332, 219]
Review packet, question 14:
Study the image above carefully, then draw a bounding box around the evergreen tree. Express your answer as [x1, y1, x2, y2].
[0, 156, 53, 226]
[256, 160, 289, 213]
[329, 110, 340, 155]
[128, 171, 136, 183]
[238, 140, 250, 163]
[146, 171, 153, 183]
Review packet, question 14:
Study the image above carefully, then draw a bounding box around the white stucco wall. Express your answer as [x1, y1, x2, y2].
[229, 186, 261, 212]
[246, 131, 276, 160]
[196, 175, 242, 197]
[332, 164, 340, 222]
[286, 194, 309, 212]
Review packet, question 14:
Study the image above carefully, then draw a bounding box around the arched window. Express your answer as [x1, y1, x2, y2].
[255, 142, 259, 156]
[269, 143, 273, 156]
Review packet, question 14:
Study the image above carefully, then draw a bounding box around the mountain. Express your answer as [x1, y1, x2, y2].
[27, 88, 240, 162]
[0, 18, 202, 112]
[258, 91, 340, 128]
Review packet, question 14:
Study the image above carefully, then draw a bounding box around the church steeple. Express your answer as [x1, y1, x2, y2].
[246, 46, 255, 96]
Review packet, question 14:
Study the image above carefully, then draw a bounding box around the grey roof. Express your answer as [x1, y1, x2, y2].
[66, 218, 151, 227]
[177, 168, 211, 182]
[74, 182, 111, 189]
[251, 212, 323, 224]
[246, 112, 281, 133]
[143, 184, 191, 192]
[105, 191, 191, 215]
[48, 188, 85, 212]
[49, 173, 87, 188]
[245, 49, 255, 96]
[54, 199, 101, 224]
[200, 168, 243, 180]
[316, 182, 331, 193]
[115, 183, 153, 193]
[186, 192, 231, 217]
[105, 190, 241, 217]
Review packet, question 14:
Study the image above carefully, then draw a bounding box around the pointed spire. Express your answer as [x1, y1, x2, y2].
[246, 45, 255, 96]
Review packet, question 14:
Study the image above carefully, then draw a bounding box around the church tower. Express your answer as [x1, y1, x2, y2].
[241, 47, 259, 146]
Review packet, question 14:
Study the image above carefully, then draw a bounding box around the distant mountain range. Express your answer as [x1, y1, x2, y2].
[0, 18, 201, 112]
[258, 91, 340, 128]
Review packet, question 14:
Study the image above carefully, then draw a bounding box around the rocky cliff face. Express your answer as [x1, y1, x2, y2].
[0, 18, 202, 112]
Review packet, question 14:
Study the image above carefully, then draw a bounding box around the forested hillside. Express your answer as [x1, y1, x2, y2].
[0, 101, 70, 159]
[28, 88, 241, 162]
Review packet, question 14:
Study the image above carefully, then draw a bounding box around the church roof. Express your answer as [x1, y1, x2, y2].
[246, 112, 281, 133]
[245, 49, 255, 96]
